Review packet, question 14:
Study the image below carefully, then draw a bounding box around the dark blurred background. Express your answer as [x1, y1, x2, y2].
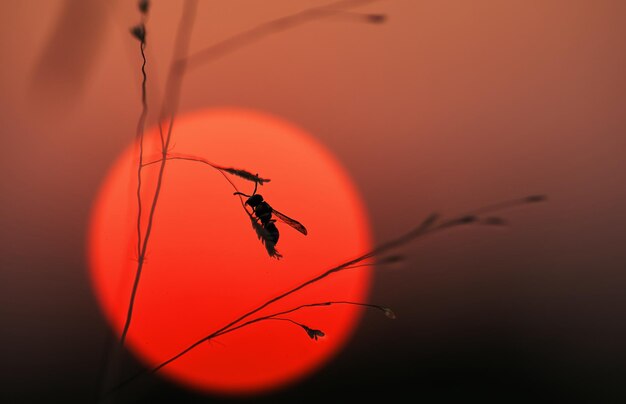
[2, 1, 626, 402]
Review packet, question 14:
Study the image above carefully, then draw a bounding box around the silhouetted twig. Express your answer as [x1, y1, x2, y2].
[96, 6, 151, 402]
[103, 194, 546, 399]
[143, 154, 278, 257]
[120, 0, 199, 347]
[142, 154, 271, 185]
[102, 301, 393, 398]
[232, 301, 394, 342]
[132, 21, 148, 260]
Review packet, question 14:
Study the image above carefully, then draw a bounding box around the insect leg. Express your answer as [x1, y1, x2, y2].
[252, 174, 259, 195]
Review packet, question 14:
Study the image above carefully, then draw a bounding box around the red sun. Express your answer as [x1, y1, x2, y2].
[88, 108, 372, 396]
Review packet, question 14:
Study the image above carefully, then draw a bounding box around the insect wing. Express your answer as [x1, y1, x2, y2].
[272, 209, 308, 235]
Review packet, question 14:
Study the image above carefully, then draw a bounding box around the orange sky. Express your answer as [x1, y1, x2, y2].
[2, 1, 626, 402]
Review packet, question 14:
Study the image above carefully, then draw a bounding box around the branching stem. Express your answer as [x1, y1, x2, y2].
[104, 195, 545, 398]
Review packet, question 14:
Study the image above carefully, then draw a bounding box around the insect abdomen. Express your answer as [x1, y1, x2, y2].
[264, 221, 279, 244]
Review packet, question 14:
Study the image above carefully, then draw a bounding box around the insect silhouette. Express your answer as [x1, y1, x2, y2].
[234, 180, 307, 259]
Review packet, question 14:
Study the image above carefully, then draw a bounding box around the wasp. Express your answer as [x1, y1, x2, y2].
[235, 181, 307, 258]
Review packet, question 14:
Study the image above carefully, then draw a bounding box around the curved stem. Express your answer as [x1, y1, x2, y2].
[104, 194, 545, 398]
[136, 40, 148, 259]
[141, 153, 258, 216]
[120, 0, 199, 347]
[104, 301, 389, 398]
[184, 0, 386, 70]
[215, 301, 391, 340]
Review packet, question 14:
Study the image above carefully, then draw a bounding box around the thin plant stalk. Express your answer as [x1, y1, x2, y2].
[104, 195, 545, 398]
[136, 34, 148, 260]
[141, 153, 271, 185]
[215, 301, 395, 341]
[96, 10, 150, 402]
[120, 0, 199, 347]
[103, 301, 391, 398]
[184, 0, 387, 71]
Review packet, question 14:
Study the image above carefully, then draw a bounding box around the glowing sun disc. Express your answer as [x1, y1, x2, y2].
[88, 107, 372, 396]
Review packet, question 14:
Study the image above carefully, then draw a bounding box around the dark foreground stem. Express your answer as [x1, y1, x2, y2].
[120, 0, 199, 347]
[136, 39, 148, 260]
[96, 15, 150, 404]
[103, 195, 545, 398]
[218, 301, 394, 340]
